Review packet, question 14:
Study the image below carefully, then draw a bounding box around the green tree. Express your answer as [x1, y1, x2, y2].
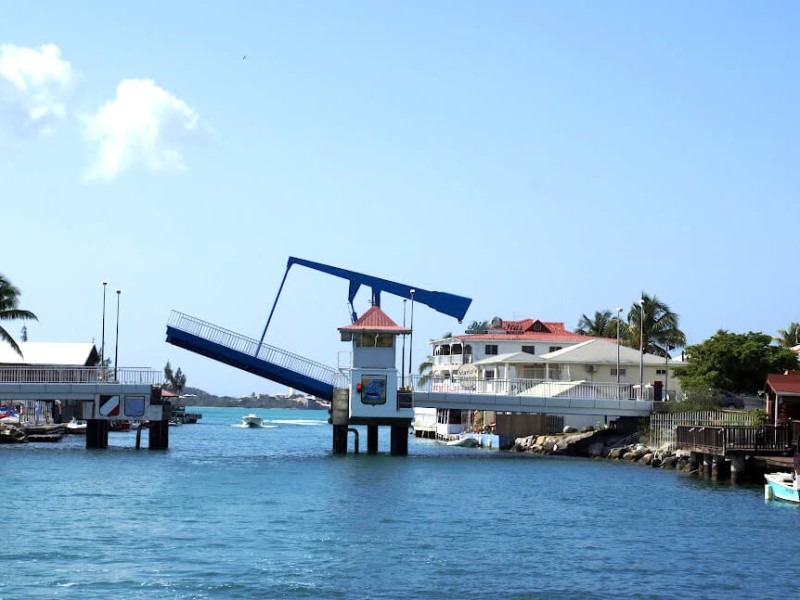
[774, 322, 800, 348]
[625, 292, 686, 357]
[0, 274, 38, 357]
[164, 361, 187, 394]
[676, 330, 799, 393]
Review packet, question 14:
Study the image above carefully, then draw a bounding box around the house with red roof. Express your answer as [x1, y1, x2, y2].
[764, 370, 800, 426]
[428, 316, 684, 397]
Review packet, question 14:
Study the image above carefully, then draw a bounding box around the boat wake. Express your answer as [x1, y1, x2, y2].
[231, 423, 277, 429]
[267, 419, 325, 427]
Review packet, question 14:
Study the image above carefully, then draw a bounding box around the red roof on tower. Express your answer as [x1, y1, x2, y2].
[338, 306, 412, 333]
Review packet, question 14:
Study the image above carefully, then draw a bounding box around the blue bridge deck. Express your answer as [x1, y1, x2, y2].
[165, 312, 339, 401]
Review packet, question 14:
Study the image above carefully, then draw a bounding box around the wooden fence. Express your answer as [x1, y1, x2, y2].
[649, 411, 761, 450]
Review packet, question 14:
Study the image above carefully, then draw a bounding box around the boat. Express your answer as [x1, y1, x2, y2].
[65, 418, 87, 435]
[446, 436, 479, 447]
[764, 472, 800, 504]
[241, 414, 263, 428]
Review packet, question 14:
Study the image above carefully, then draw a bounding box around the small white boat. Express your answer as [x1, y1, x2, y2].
[241, 414, 263, 428]
[446, 436, 479, 448]
[65, 418, 87, 435]
[765, 472, 800, 504]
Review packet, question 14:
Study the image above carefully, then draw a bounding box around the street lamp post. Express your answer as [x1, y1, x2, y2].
[408, 289, 416, 386]
[101, 281, 108, 378]
[639, 297, 645, 398]
[401, 298, 407, 389]
[615, 307, 622, 397]
[114, 289, 121, 381]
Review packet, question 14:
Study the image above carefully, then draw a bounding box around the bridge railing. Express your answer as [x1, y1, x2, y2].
[0, 366, 163, 385]
[168, 311, 339, 386]
[412, 375, 641, 401]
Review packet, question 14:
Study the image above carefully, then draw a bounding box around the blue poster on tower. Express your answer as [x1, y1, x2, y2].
[361, 375, 387, 405]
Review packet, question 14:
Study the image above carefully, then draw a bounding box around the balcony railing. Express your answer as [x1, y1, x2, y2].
[0, 366, 163, 386]
[412, 375, 647, 401]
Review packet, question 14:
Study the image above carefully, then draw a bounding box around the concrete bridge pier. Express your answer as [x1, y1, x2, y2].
[730, 454, 747, 483]
[712, 456, 725, 480]
[703, 454, 714, 478]
[367, 425, 379, 455]
[149, 420, 169, 450]
[332, 424, 348, 454]
[390, 423, 409, 456]
[86, 419, 109, 449]
[689, 452, 701, 473]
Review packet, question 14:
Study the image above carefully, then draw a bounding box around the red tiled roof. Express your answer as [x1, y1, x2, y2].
[497, 319, 567, 334]
[339, 306, 411, 333]
[453, 332, 612, 343]
[766, 372, 800, 395]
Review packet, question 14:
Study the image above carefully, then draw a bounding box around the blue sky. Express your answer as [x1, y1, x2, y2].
[2, 2, 797, 396]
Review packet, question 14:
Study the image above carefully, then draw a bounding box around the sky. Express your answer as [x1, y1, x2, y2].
[2, 2, 798, 397]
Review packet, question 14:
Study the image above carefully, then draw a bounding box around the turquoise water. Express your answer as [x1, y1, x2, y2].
[2, 407, 800, 599]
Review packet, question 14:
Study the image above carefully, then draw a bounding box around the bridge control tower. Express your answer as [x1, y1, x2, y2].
[336, 306, 413, 455]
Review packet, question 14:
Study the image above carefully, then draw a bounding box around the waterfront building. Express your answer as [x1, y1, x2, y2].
[420, 317, 685, 440]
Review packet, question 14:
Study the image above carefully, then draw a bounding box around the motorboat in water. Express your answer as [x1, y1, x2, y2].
[446, 436, 480, 448]
[241, 414, 263, 428]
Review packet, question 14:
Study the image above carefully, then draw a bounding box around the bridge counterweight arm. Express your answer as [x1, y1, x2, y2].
[258, 256, 472, 346]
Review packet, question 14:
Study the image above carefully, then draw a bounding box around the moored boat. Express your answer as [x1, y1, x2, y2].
[65, 418, 87, 435]
[765, 472, 800, 504]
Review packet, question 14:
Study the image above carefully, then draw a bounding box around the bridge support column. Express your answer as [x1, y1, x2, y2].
[703, 454, 714, 478]
[712, 456, 724, 480]
[390, 423, 409, 456]
[367, 425, 379, 455]
[689, 452, 700, 473]
[730, 454, 747, 483]
[149, 420, 169, 450]
[332, 424, 348, 454]
[86, 419, 108, 449]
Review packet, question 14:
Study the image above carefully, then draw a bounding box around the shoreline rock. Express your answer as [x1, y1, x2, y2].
[510, 427, 691, 471]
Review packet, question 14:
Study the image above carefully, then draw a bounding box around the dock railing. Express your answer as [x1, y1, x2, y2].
[0, 366, 163, 386]
[675, 424, 794, 456]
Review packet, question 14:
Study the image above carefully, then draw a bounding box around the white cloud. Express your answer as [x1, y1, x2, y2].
[83, 79, 206, 182]
[0, 43, 75, 138]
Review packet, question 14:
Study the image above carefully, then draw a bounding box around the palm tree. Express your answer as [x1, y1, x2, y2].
[774, 322, 800, 348]
[0, 274, 38, 357]
[576, 310, 629, 340]
[417, 357, 433, 386]
[576, 310, 611, 337]
[625, 292, 686, 357]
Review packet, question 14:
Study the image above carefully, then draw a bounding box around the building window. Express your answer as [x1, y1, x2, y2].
[549, 346, 562, 353]
[656, 369, 667, 375]
[533, 322, 542, 331]
[611, 368, 627, 376]
[521, 345, 536, 354]
[485, 345, 498, 355]
[485, 369, 495, 379]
